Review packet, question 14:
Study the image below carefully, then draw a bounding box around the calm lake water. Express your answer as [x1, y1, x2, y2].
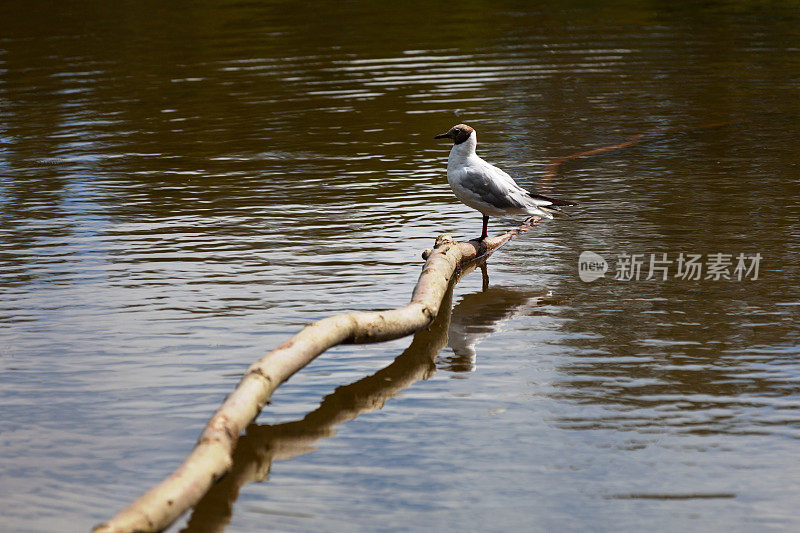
[2, 1, 800, 531]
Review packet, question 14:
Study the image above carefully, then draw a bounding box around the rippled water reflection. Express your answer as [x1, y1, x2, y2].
[2, 1, 800, 531]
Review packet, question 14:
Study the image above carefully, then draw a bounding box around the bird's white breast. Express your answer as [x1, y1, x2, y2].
[448, 151, 499, 215]
[445, 133, 515, 216]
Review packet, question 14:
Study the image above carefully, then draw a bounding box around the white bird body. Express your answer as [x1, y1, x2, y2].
[435, 123, 575, 239]
[446, 130, 554, 219]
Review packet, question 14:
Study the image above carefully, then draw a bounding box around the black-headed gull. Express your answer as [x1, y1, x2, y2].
[435, 123, 576, 240]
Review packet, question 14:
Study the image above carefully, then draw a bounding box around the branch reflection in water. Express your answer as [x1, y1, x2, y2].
[181, 260, 559, 532]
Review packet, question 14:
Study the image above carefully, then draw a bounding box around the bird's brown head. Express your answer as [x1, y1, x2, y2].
[434, 124, 474, 145]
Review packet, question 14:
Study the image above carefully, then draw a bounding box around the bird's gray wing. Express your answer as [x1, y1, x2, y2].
[459, 165, 530, 210]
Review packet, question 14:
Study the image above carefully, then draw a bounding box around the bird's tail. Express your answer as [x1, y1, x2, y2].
[530, 193, 578, 216]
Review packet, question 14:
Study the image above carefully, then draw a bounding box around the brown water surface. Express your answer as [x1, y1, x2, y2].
[1, 1, 800, 531]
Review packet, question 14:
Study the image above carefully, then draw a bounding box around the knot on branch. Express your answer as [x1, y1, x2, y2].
[422, 234, 455, 261]
[435, 234, 455, 248]
[245, 366, 275, 386]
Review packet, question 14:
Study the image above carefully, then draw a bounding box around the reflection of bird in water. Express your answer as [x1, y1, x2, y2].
[442, 265, 562, 373]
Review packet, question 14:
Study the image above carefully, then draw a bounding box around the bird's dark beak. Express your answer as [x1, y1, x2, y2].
[434, 131, 451, 139]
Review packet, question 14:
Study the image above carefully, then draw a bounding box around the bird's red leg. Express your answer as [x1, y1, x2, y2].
[481, 215, 489, 240]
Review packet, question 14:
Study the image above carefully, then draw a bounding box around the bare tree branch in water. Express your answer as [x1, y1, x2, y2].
[179, 258, 465, 533]
[179, 266, 562, 532]
[538, 121, 735, 191]
[93, 218, 542, 533]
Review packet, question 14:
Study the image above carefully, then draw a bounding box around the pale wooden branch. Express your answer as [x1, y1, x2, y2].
[181, 261, 468, 533]
[93, 217, 541, 533]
